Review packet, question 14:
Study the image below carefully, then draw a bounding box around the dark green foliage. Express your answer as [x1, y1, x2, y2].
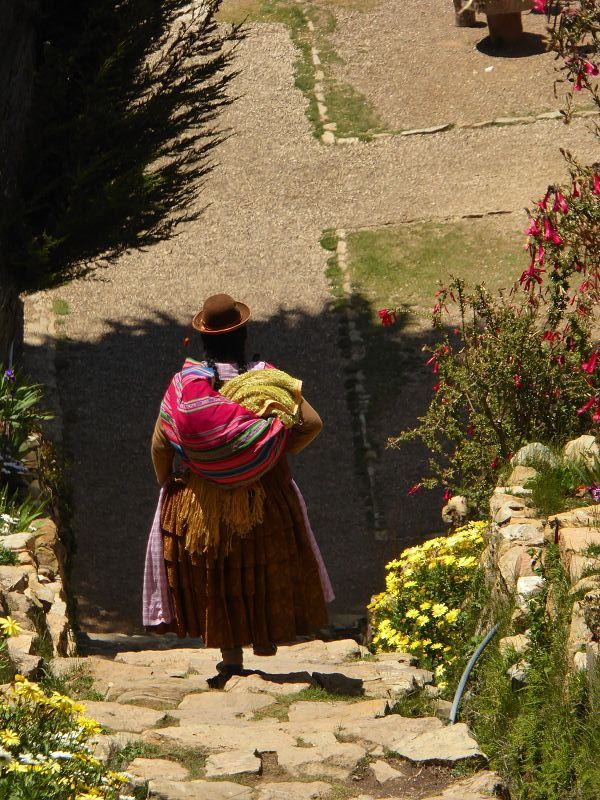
[2, 0, 239, 291]
[0, 544, 18, 565]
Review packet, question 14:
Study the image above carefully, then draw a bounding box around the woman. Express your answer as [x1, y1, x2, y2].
[148, 293, 331, 679]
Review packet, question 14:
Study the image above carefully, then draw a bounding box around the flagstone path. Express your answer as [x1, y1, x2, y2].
[53, 638, 506, 799]
[26, 6, 599, 634]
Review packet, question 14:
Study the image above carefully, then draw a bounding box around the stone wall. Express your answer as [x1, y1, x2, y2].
[480, 435, 600, 679]
[1, 296, 75, 677]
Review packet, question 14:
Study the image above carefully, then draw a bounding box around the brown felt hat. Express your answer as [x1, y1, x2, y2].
[192, 293, 251, 335]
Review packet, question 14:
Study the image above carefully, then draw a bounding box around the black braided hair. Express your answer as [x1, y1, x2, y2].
[201, 328, 252, 390]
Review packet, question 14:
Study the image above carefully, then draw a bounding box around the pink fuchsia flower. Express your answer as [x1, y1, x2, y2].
[582, 351, 598, 374]
[514, 375, 522, 389]
[532, 0, 546, 11]
[572, 181, 581, 198]
[525, 218, 540, 236]
[443, 489, 452, 501]
[543, 218, 563, 245]
[593, 173, 600, 195]
[537, 189, 551, 210]
[584, 61, 599, 76]
[553, 191, 569, 214]
[520, 253, 545, 290]
[491, 457, 499, 470]
[408, 483, 423, 496]
[433, 382, 441, 392]
[378, 309, 396, 327]
[575, 72, 584, 92]
[538, 244, 545, 265]
[577, 396, 596, 415]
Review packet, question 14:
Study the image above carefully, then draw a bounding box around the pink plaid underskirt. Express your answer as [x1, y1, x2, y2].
[142, 481, 334, 628]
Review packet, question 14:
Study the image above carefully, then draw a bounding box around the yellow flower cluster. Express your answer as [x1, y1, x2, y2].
[368, 521, 486, 686]
[0, 616, 21, 637]
[0, 675, 128, 799]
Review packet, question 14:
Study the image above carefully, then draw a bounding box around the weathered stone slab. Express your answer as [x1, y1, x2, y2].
[82, 700, 167, 733]
[257, 782, 333, 800]
[550, 506, 600, 528]
[277, 731, 366, 779]
[421, 770, 506, 799]
[563, 435, 599, 467]
[288, 699, 388, 724]
[349, 716, 483, 763]
[148, 779, 253, 800]
[371, 759, 406, 782]
[205, 750, 261, 778]
[173, 691, 274, 723]
[225, 674, 312, 695]
[90, 731, 141, 762]
[129, 757, 189, 782]
[144, 722, 296, 753]
[1, 531, 37, 552]
[498, 521, 544, 546]
[499, 633, 529, 656]
[559, 528, 600, 567]
[0, 565, 31, 592]
[109, 676, 209, 708]
[506, 466, 537, 487]
[389, 721, 483, 764]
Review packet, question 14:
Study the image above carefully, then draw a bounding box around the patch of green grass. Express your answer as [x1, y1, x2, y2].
[111, 740, 208, 780]
[0, 545, 18, 565]
[346, 219, 524, 320]
[389, 689, 436, 718]
[525, 464, 589, 518]
[40, 662, 104, 700]
[320, 228, 338, 252]
[254, 685, 366, 721]
[52, 298, 70, 316]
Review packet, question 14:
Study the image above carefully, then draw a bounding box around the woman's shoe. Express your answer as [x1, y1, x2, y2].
[252, 643, 278, 657]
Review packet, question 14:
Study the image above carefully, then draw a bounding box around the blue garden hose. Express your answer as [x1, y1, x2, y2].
[449, 623, 500, 724]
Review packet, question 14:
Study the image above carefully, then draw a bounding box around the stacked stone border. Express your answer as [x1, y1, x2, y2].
[327, 229, 387, 539]
[480, 437, 600, 681]
[1, 293, 76, 677]
[296, 8, 599, 145]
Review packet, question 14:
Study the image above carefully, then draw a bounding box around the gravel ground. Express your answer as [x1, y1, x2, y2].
[331, 0, 590, 129]
[46, 22, 598, 633]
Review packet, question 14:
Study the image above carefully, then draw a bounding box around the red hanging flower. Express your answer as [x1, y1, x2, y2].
[543, 217, 563, 245]
[582, 351, 598, 375]
[408, 483, 423, 496]
[537, 189, 551, 210]
[378, 309, 397, 327]
[467, 422, 475, 437]
[514, 375, 522, 389]
[553, 191, 569, 214]
[525, 218, 540, 236]
[577, 396, 596, 415]
[572, 181, 581, 198]
[575, 71, 584, 91]
[584, 60, 599, 76]
[443, 489, 452, 501]
[532, 0, 546, 10]
[593, 173, 600, 195]
[491, 457, 499, 470]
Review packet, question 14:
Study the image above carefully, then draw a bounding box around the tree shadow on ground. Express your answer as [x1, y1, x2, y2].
[23, 296, 448, 639]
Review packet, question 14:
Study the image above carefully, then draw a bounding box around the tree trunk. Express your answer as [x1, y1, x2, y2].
[0, 0, 38, 361]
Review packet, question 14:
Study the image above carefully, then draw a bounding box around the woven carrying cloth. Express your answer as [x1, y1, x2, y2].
[159, 360, 301, 551]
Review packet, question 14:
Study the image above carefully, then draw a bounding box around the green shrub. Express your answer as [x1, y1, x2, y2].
[389, 281, 594, 513]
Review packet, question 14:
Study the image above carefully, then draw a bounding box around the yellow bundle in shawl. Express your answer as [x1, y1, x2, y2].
[219, 368, 303, 429]
[180, 368, 303, 555]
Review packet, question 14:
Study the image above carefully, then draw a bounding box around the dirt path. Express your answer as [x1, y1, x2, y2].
[37, 17, 598, 633]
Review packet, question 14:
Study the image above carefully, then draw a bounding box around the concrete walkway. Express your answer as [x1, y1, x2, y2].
[37, 19, 598, 633]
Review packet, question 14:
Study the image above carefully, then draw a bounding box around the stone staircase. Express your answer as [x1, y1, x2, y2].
[53, 638, 507, 800]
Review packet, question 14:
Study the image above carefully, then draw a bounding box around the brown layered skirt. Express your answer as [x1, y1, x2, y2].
[159, 458, 328, 648]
